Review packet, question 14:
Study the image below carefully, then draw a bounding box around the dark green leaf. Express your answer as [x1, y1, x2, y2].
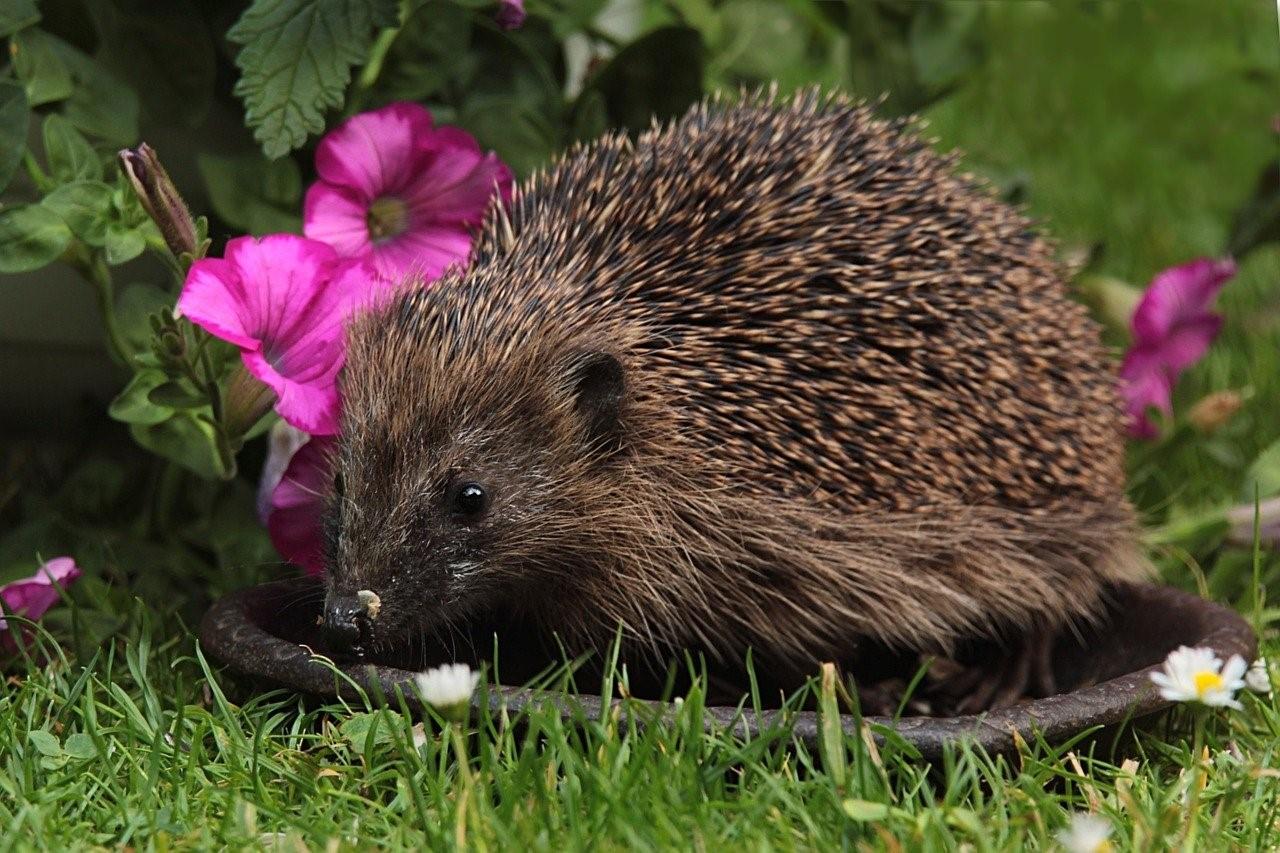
[103, 223, 147, 265]
[11, 27, 74, 106]
[42, 33, 140, 144]
[1227, 163, 1280, 258]
[0, 0, 39, 38]
[584, 26, 705, 135]
[197, 151, 302, 235]
[459, 96, 557, 178]
[374, 0, 473, 102]
[82, 0, 216, 127]
[0, 204, 71, 273]
[228, 0, 399, 158]
[130, 415, 228, 480]
[714, 1, 808, 81]
[148, 381, 209, 410]
[568, 89, 608, 145]
[43, 180, 115, 246]
[109, 371, 174, 426]
[0, 80, 28, 193]
[115, 284, 173, 355]
[908, 1, 984, 90]
[42, 114, 102, 183]
[544, 0, 610, 40]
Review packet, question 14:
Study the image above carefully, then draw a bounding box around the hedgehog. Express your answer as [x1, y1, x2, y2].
[322, 89, 1148, 712]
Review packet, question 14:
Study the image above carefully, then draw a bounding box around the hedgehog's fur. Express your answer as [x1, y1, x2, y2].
[330, 89, 1147, 676]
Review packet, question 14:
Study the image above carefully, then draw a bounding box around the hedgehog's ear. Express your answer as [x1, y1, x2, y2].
[567, 351, 625, 454]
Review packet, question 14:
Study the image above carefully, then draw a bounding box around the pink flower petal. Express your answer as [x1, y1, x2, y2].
[372, 225, 475, 281]
[303, 183, 375, 260]
[1118, 257, 1236, 441]
[179, 237, 382, 436]
[1130, 258, 1236, 345]
[314, 102, 436, 198]
[1119, 350, 1172, 439]
[1, 557, 82, 634]
[404, 143, 513, 227]
[303, 102, 512, 282]
[268, 435, 337, 576]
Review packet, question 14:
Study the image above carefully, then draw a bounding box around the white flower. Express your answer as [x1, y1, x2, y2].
[1149, 646, 1247, 709]
[1245, 657, 1272, 695]
[414, 663, 479, 714]
[1056, 812, 1113, 853]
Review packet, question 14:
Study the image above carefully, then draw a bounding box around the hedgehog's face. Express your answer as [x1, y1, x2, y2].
[321, 348, 626, 658]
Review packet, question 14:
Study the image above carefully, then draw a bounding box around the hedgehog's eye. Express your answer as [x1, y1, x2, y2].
[449, 482, 489, 518]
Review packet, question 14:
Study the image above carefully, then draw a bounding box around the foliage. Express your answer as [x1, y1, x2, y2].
[1, 0, 1279, 847]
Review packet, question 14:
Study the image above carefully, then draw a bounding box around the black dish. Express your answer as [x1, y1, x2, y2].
[199, 578, 1256, 761]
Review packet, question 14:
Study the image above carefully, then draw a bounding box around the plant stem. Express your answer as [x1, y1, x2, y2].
[72, 245, 132, 365]
[1182, 712, 1207, 851]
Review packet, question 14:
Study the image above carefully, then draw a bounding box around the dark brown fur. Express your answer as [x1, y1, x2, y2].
[330, 89, 1147, 670]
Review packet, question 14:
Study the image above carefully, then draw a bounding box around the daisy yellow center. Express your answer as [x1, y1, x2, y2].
[1193, 670, 1224, 696]
[367, 196, 409, 243]
[1093, 842, 1113, 853]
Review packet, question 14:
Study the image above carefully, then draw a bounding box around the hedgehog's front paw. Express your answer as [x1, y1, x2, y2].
[930, 628, 1058, 715]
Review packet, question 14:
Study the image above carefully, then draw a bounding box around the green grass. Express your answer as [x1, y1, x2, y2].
[2, 612, 1279, 849]
[4, 0, 1280, 849]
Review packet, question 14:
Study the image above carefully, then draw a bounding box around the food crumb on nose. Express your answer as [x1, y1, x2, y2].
[357, 589, 381, 620]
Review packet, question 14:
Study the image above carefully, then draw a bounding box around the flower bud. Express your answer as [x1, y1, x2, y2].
[224, 363, 278, 440]
[1187, 390, 1243, 434]
[119, 143, 198, 260]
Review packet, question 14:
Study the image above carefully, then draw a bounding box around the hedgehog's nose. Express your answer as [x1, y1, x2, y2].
[323, 593, 370, 658]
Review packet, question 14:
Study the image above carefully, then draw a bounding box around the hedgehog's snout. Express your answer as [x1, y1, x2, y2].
[322, 590, 378, 658]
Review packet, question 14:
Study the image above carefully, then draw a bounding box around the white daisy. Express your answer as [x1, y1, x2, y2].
[414, 663, 479, 719]
[1149, 646, 1247, 709]
[1056, 812, 1113, 853]
[1245, 657, 1272, 695]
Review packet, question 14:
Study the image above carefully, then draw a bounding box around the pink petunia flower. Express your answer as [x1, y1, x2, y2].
[495, 0, 526, 29]
[303, 102, 513, 282]
[1, 557, 81, 649]
[262, 431, 337, 576]
[1119, 258, 1237, 439]
[178, 234, 380, 436]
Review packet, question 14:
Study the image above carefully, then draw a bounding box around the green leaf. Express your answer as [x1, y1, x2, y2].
[0, 204, 71, 273]
[228, 0, 399, 158]
[148, 381, 209, 410]
[42, 114, 102, 183]
[82, 0, 216, 127]
[130, 415, 228, 480]
[103, 222, 147, 265]
[584, 26, 705, 135]
[27, 730, 61, 758]
[842, 799, 891, 822]
[115, 284, 173, 355]
[0, 0, 39, 38]
[63, 733, 99, 760]
[1244, 438, 1280, 502]
[1227, 163, 1280, 258]
[374, 0, 472, 103]
[0, 80, 28, 193]
[714, 1, 808, 81]
[42, 33, 140, 144]
[109, 371, 175, 426]
[11, 27, 74, 106]
[908, 1, 985, 90]
[43, 180, 115, 246]
[197, 151, 302, 235]
[459, 96, 557, 178]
